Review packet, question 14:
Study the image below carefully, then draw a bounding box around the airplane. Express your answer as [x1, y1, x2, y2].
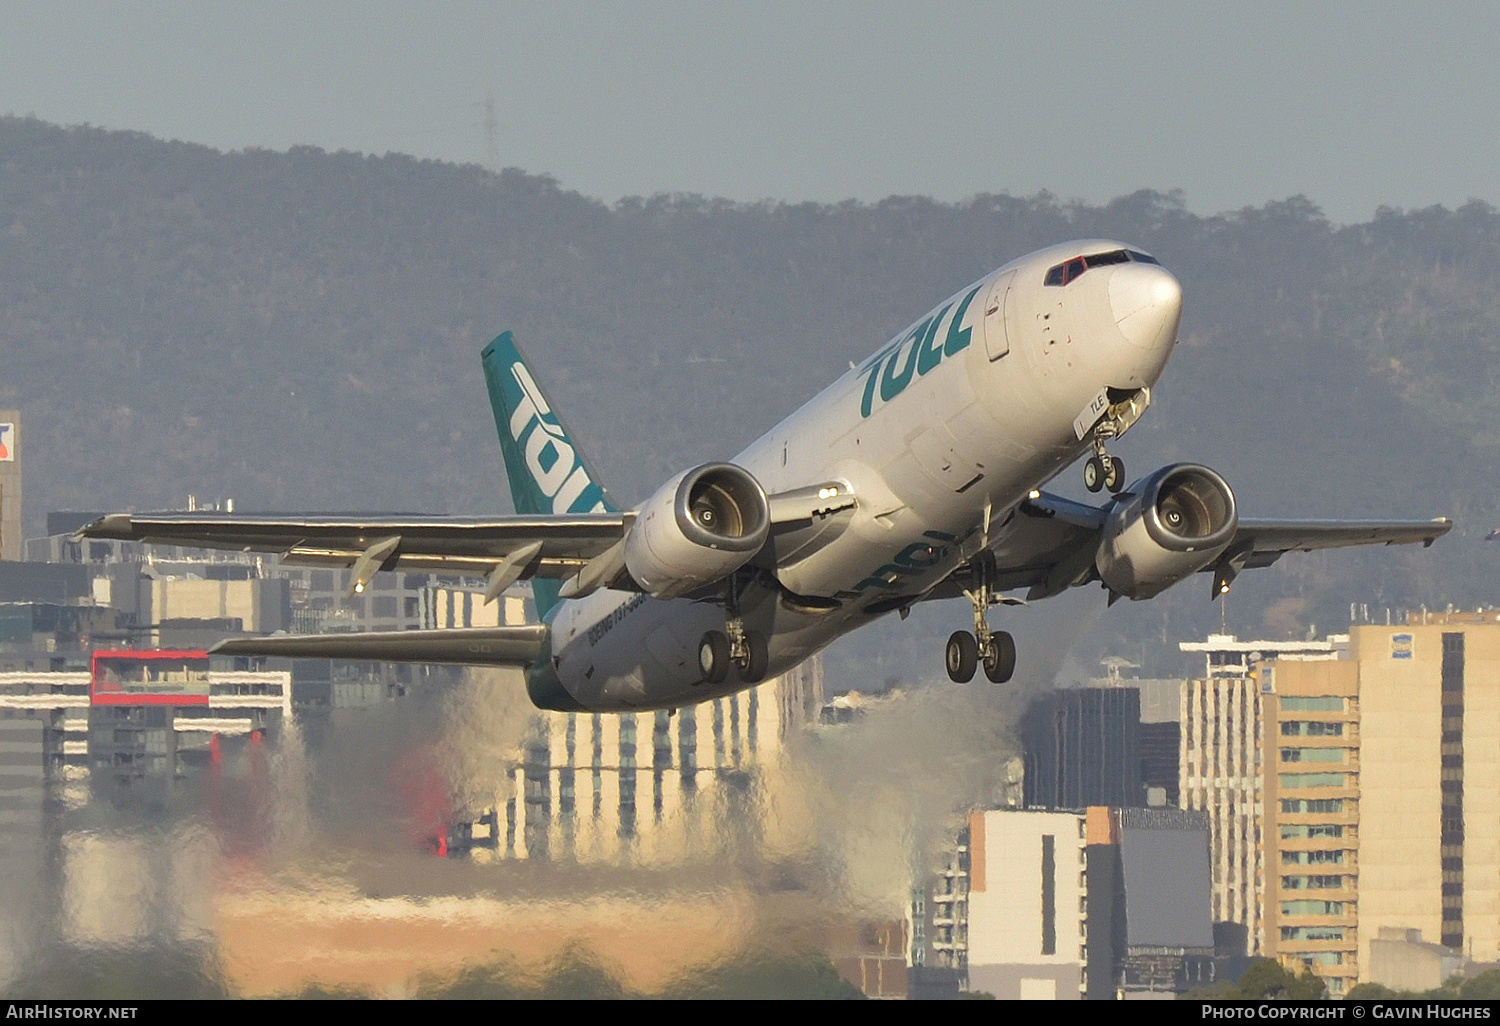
[83, 240, 1453, 713]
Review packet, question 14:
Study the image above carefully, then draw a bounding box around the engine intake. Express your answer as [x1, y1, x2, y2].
[1096, 464, 1237, 600]
[625, 463, 770, 599]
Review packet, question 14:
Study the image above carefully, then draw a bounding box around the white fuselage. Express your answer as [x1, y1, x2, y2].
[537, 241, 1183, 711]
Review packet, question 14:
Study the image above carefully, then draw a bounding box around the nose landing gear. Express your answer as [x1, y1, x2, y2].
[1083, 413, 1125, 495]
[1083, 448, 1124, 494]
[1082, 388, 1151, 494]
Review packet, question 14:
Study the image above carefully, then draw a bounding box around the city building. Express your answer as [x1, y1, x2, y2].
[911, 818, 971, 988]
[1348, 614, 1500, 983]
[1083, 806, 1216, 998]
[965, 807, 1088, 999]
[1133, 678, 1184, 807]
[25, 511, 517, 710]
[914, 805, 1215, 999]
[443, 654, 825, 866]
[1366, 927, 1468, 993]
[0, 413, 18, 562]
[1178, 633, 1349, 961]
[1259, 655, 1360, 995]
[87, 649, 290, 802]
[1020, 687, 1143, 810]
[0, 651, 289, 804]
[0, 710, 49, 978]
[1182, 615, 1500, 994]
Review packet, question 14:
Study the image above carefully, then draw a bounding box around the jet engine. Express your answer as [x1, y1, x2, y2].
[1095, 464, 1237, 600]
[624, 463, 771, 599]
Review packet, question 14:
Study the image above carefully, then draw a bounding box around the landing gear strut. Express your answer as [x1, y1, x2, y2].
[945, 553, 1016, 684]
[698, 574, 768, 685]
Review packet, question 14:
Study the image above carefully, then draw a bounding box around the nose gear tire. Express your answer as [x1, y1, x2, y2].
[1084, 456, 1104, 492]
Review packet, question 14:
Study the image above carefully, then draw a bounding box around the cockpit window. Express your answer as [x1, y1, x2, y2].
[1044, 256, 1086, 286]
[1043, 247, 1158, 285]
[1087, 249, 1130, 267]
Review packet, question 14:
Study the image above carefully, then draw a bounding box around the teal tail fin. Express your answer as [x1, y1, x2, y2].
[481, 332, 616, 618]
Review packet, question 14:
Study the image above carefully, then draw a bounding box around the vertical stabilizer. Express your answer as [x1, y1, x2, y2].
[481, 332, 616, 617]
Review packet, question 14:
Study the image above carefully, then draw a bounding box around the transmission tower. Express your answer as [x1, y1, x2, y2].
[483, 92, 499, 172]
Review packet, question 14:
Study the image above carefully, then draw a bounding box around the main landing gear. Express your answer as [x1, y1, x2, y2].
[945, 629, 1015, 684]
[698, 623, 767, 685]
[697, 574, 768, 685]
[945, 554, 1016, 684]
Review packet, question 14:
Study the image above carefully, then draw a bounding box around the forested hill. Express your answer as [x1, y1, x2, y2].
[2, 116, 1497, 658]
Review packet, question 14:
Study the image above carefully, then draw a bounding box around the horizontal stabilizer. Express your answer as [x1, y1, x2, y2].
[210, 625, 549, 666]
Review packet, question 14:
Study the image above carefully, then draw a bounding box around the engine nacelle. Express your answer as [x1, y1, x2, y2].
[1095, 464, 1238, 600]
[624, 463, 770, 599]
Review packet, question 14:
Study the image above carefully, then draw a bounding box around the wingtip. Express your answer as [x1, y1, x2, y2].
[1426, 517, 1455, 547]
[76, 512, 134, 540]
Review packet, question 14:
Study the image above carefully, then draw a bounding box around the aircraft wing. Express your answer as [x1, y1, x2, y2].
[81, 482, 860, 601]
[82, 511, 630, 580]
[927, 492, 1453, 603]
[210, 624, 549, 666]
[1220, 518, 1453, 567]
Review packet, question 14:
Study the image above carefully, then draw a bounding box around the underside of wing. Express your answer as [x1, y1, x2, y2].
[210, 624, 549, 666]
[921, 495, 1453, 606]
[921, 492, 1107, 603]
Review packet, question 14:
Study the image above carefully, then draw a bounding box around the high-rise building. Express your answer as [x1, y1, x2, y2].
[1260, 657, 1360, 996]
[1134, 678, 1185, 806]
[1178, 633, 1349, 961]
[1348, 615, 1500, 980]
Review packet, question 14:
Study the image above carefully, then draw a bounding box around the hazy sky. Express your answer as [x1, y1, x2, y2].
[4, 1, 1497, 225]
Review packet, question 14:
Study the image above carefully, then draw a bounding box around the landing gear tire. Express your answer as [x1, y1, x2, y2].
[946, 631, 978, 684]
[1103, 456, 1124, 494]
[736, 631, 768, 684]
[699, 630, 730, 685]
[1084, 455, 1105, 493]
[983, 631, 1017, 684]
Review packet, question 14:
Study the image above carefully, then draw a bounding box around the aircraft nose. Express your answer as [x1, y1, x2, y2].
[1109, 262, 1182, 352]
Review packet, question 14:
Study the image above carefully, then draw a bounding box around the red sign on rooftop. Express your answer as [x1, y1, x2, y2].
[90, 650, 211, 706]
